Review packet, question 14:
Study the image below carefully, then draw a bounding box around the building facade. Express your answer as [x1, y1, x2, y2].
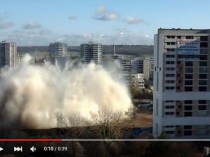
[81, 42, 102, 64]
[153, 28, 210, 139]
[0, 41, 19, 68]
[131, 73, 145, 91]
[143, 58, 154, 80]
[131, 58, 144, 74]
[49, 42, 67, 57]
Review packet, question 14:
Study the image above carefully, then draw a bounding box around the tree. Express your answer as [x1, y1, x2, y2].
[87, 108, 131, 157]
[54, 113, 86, 157]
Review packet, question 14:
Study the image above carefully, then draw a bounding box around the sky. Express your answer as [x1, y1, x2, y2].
[0, 0, 210, 46]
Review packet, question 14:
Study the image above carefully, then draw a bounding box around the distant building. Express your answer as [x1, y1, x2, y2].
[0, 41, 19, 68]
[81, 42, 102, 64]
[118, 57, 132, 86]
[153, 28, 210, 139]
[143, 58, 154, 80]
[131, 73, 145, 91]
[131, 57, 144, 74]
[49, 42, 67, 57]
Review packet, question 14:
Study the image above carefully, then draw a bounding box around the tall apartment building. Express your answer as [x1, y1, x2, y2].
[153, 28, 210, 139]
[131, 73, 145, 91]
[49, 42, 67, 57]
[131, 58, 144, 74]
[81, 42, 102, 64]
[118, 57, 132, 86]
[143, 58, 154, 80]
[0, 41, 19, 68]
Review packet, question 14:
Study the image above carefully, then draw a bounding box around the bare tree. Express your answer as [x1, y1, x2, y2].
[87, 108, 131, 157]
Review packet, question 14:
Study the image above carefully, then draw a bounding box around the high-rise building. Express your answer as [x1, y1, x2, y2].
[143, 58, 154, 80]
[81, 42, 102, 64]
[131, 73, 145, 91]
[49, 42, 67, 57]
[0, 41, 19, 68]
[153, 28, 210, 139]
[131, 58, 144, 74]
[118, 57, 132, 86]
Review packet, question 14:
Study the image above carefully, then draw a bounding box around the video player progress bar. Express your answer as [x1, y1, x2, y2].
[0, 139, 210, 142]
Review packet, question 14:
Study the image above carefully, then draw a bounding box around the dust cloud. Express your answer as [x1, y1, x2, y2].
[0, 55, 132, 129]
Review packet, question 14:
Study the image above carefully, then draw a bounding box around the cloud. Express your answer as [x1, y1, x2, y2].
[124, 16, 145, 25]
[56, 31, 153, 46]
[68, 15, 77, 20]
[0, 18, 14, 29]
[23, 22, 42, 29]
[94, 6, 119, 21]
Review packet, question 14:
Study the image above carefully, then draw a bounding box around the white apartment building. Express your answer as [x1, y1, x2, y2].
[49, 42, 67, 57]
[153, 28, 210, 139]
[0, 41, 19, 68]
[131, 73, 145, 91]
[143, 58, 154, 80]
[81, 42, 102, 64]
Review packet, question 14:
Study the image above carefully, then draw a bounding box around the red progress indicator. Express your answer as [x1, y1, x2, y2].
[0, 138, 62, 142]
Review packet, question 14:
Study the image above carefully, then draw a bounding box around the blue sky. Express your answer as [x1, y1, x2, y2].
[0, 0, 210, 46]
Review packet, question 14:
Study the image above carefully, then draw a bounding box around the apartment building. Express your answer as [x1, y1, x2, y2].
[49, 42, 67, 57]
[0, 41, 19, 68]
[143, 58, 154, 80]
[81, 42, 102, 64]
[153, 28, 210, 139]
[131, 73, 145, 91]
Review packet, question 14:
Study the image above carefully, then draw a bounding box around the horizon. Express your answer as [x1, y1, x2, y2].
[1, 0, 210, 46]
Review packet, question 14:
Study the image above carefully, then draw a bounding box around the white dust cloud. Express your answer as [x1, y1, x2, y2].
[0, 55, 132, 129]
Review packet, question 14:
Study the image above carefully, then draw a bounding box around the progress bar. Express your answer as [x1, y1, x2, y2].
[0, 139, 61, 142]
[0, 139, 209, 142]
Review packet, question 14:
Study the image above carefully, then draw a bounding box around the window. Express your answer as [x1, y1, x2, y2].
[186, 36, 194, 39]
[165, 112, 174, 115]
[166, 61, 175, 64]
[165, 106, 174, 109]
[184, 125, 192, 129]
[177, 36, 181, 39]
[166, 54, 175, 58]
[184, 130, 192, 136]
[184, 112, 192, 117]
[166, 80, 174, 83]
[165, 131, 174, 134]
[184, 100, 192, 104]
[166, 67, 175, 71]
[200, 49, 208, 54]
[199, 105, 207, 110]
[185, 80, 193, 85]
[199, 87, 207, 91]
[198, 100, 207, 104]
[184, 106, 192, 110]
[166, 42, 176, 45]
[185, 74, 193, 79]
[200, 36, 208, 41]
[200, 55, 208, 60]
[199, 74, 207, 79]
[199, 67, 208, 73]
[167, 36, 175, 39]
[199, 80, 207, 85]
[166, 74, 175, 77]
[200, 42, 208, 48]
[185, 62, 193, 66]
[185, 87, 193, 91]
[166, 87, 175, 90]
[165, 126, 174, 128]
[185, 67, 193, 73]
[199, 62, 207, 66]
[166, 49, 175, 52]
